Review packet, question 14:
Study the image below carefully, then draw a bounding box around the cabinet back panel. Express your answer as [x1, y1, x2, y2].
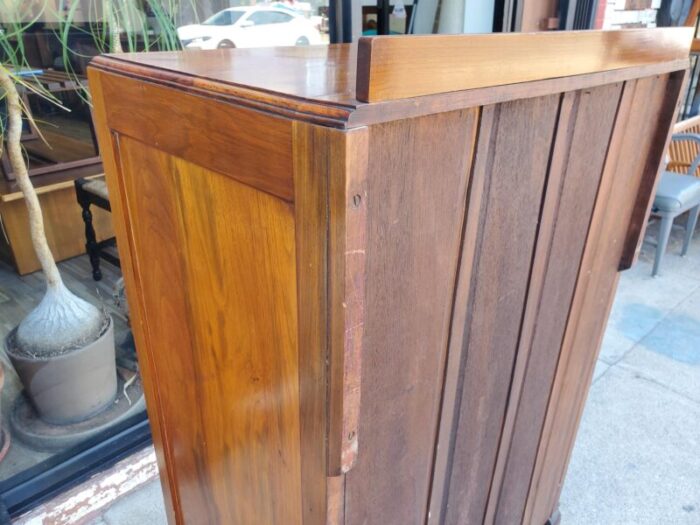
[441, 94, 560, 525]
[117, 135, 303, 524]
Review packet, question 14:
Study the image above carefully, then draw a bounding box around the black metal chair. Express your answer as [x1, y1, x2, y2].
[75, 177, 120, 281]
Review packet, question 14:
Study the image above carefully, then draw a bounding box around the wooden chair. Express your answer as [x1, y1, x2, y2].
[74, 177, 119, 281]
[667, 115, 700, 176]
[88, 28, 692, 525]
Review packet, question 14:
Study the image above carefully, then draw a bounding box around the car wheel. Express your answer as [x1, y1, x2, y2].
[218, 40, 236, 49]
[295, 36, 310, 46]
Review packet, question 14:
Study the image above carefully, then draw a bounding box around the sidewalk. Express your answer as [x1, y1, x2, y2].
[26, 220, 700, 525]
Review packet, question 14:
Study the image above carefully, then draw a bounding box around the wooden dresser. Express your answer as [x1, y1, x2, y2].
[88, 29, 692, 525]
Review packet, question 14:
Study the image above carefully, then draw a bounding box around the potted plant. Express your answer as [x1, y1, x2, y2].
[0, 1, 187, 426]
[1, 63, 117, 424]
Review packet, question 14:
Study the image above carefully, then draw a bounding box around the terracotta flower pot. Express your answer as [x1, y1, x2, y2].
[5, 316, 117, 425]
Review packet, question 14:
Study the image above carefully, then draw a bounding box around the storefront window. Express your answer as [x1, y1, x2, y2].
[0, 0, 330, 517]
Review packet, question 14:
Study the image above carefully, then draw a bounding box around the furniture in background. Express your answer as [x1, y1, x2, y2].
[0, 177, 114, 275]
[88, 28, 691, 525]
[649, 133, 700, 276]
[75, 177, 119, 281]
[667, 114, 700, 176]
[651, 172, 700, 276]
[0, 69, 110, 275]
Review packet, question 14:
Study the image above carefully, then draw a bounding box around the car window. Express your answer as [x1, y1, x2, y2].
[247, 11, 294, 25]
[202, 10, 244, 25]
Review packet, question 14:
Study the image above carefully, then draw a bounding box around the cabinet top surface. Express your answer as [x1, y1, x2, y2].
[90, 29, 692, 128]
[93, 45, 359, 104]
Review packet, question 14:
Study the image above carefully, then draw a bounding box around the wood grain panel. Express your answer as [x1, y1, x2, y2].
[441, 94, 560, 525]
[488, 82, 624, 525]
[356, 28, 693, 102]
[344, 109, 479, 525]
[525, 73, 683, 525]
[118, 136, 302, 524]
[97, 71, 294, 201]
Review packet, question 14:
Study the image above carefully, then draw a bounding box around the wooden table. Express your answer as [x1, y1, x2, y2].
[89, 28, 691, 525]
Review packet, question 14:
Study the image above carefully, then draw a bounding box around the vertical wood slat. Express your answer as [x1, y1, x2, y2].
[488, 82, 625, 525]
[441, 95, 560, 525]
[344, 109, 479, 525]
[524, 72, 683, 525]
[619, 71, 688, 270]
[426, 105, 488, 525]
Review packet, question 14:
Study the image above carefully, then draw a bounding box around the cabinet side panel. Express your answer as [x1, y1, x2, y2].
[526, 71, 684, 524]
[344, 109, 479, 525]
[116, 135, 303, 524]
[89, 69, 179, 525]
[443, 94, 560, 525]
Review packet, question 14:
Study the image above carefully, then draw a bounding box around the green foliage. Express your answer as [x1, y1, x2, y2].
[0, 0, 190, 128]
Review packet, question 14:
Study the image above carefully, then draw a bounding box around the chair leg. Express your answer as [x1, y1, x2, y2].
[653, 214, 674, 277]
[78, 198, 103, 281]
[682, 204, 700, 256]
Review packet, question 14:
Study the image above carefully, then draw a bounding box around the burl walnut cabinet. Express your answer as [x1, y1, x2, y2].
[89, 29, 692, 525]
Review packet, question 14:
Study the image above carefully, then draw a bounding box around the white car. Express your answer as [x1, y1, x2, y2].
[177, 6, 322, 49]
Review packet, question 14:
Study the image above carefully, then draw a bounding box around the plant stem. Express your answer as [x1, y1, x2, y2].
[0, 69, 62, 289]
[106, 0, 123, 53]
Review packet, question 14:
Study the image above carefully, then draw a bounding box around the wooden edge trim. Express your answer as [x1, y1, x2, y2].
[293, 121, 332, 523]
[89, 57, 355, 129]
[355, 38, 373, 104]
[87, 68, 181, 525]
[348, 59, 689, 129]
[328, 127, 369, 476]
[356, 28, 693, 102]
[619, 70, 688, 270]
